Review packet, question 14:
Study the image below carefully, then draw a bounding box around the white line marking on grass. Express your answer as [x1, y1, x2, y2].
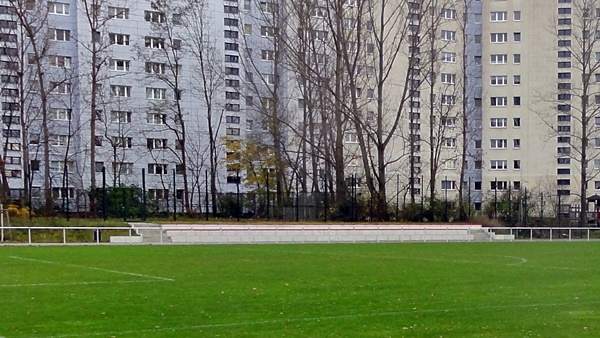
[503, 255, 528, 265]
[28, 300, 600, 338]
[238, 248, 528, 266]
[0, 280, 163, 288]
[8, 256, 174, 282]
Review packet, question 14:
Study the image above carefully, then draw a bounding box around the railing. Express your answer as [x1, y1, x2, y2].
[1, 225, 600, 245]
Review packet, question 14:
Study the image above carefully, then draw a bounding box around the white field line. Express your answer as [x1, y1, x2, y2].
[0, 280, 163, 288]
[27, 300, 600, 338]
[8, 256, 175, 282]
[237, 248, 529, 266]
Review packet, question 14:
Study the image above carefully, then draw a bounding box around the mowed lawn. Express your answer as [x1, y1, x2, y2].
[1, 242, 600, 337]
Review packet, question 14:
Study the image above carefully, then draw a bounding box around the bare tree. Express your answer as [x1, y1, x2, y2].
[182, 0, 224, 215]
[138, 0, 193, 212]
[9, 0, 57, 213]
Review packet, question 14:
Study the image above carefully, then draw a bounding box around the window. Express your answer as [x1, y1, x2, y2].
[2, 115, 19, 124]
[443, 138, 456, 148]
[145, 37, 165, 49]
[225, 79, 240, 87]
[50, 160, 74, 173]
[51, 82, 70, 94]
[265, 73, 275, 85]
[513, 118, 521, 127]
[344, 132, 358, 143]
[109, 59, 130, 72]
[558, 136, 570, 143]
[513, 139, 521, 149]
[224, 5, 239, 14]
[441, 73, 456, 84]
[110, 85, 131, 97]
[490, 118, 507, 128]
[48, 2, 69, 15]
[558, 8, 571, 14]
[225, 43, 239, 51]
[111, 136, 132, 148]
[260, 1, 278, 13]
[438, 94, 453, 105]
[49, 29, 70, 41]
[225, 67, 239, 75]
[225, 55, 239, 63]
[225, 30, 238, 38]
[108, 6, 129, 19]
[226, 127, 240, 135]
[490, 160, 508, 170]
[146, 62, 166, 74]
[52, 188, 75, 199]
[147, 138, 167, 149]
[490, 139, 507, 149]
[558, 40, 571, 47]
[226, 116, 240, 124]
[111, 162, 132, 175]
[443, 9, 456, 19]
[513, 75, 521, 85]
[225, 103, 240, 111]
[513, 54, 521, 64]
[49, 55, 71, 68]
[513, 97, 521, 106]
[558, 147, 570, 155]
[49, 134, 69, 146]
[261, 50, 275, 60]
[226, 92, 240, 100]
[147, 113, 166, 124]
[246, 119, 254, 130]
[558, 93, 571, 101]
[490, 54, 507, 64]
[148, 163, 168, 175]
[513, 11, 521, 21]
[2, 129, 19, 138]
[558, 29, 571, 37]
[146, 87, 166, 100]
[441, 180, 456, 190]
[109, 33, 129, 46]
[558, 61, 571, 68]
[442, 116, 456, 127]
[261, 26, 278, 37]
[441, 52, 456, 63]
[557, 72, 571, 79]
[513, 32, 521, 42]
[595, 159, 600, 169]
[490, 97, 507, 107]
[558, 168, 570, 175]
[491, 181, 508, 191]
[490, 75, 508, 85]
[513, 160, 521, 170]
[441, 30, 456, 41]
[224, 18, 238, 26]
[490, 11, 507, 22]
[49, 108, 71, 121]
[490, 33, 508, 43]
[558, 18, 572, 25]
[110, 111, 131, 123]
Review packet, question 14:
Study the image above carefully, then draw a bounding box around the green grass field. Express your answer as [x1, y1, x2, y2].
[1, 242, 599, 337]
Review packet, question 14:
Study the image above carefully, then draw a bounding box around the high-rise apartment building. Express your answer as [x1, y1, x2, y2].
[0, 0, 594, 217]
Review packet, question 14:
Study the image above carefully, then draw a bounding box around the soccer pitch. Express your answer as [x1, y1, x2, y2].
[1, 242, 599, 337]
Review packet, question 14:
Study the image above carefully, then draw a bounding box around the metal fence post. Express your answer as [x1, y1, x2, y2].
[236, 170, 240, 222]
[205, 170, 209, 221]
[102, 167, 107, 220]
[173, 169, 177, 222]
[142, 168, 147, 221]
